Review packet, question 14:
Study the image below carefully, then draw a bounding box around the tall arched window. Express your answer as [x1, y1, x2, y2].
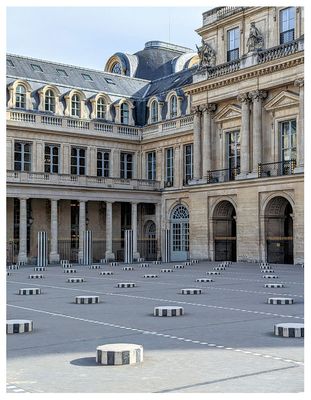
[170, 95, 177, 118]
[150, 100, 158, 123]
[71, 94, 81, 117]
[121, 103, 129, 124]
[97, 97, 106, 119]
[171, 204, 189, 261]
[15, 85, 26, 109]
[45, 89, 55, 113]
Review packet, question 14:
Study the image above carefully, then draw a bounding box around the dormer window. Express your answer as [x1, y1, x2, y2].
[82, 73, 93, 81]
[121, 103, 129, 124]
[151, 100, 158, 123]
[105, 77, 115, 85]
[97, 97, 106, 119]
[170, 95, 178, 118]
[56, 69, 68, 76]
[15, 85, 26, 109]
[31, 64, 43, 72]
[71, 94, 81, 117]
[111, 62, 122, 74]
[45, 89, 55, 113]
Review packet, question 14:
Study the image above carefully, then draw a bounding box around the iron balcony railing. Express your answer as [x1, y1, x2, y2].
[258, 160, 296, 178]
[207, 167, 240, 184]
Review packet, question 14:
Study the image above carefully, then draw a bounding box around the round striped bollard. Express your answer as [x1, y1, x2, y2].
[17, 261, 26, 266]
[64, 269, 77, 274]
[63, 264, 73, 269]
[207, 271, 221, 275]
[143, 274, 158, 278]
[137, 258, 145, 262]
[75, 295, 99, 304]
[100, 259, 108, 264]
[100, 271, 114, 275]
[60, 259, 69, 265]
[19, 288, 41, 295]
[274, 323, 304, 338]
[67, 277, 85, 283]
[196, 278, 214, 282]
[261, 269, 274, 273]
[265, 283, 284, 288]
[123, 266, 134, 271]
[117, 282, 136, 288]
[191, 259, 199, 264]
[96, 343, 143, 365]
[184, 261, 192, 266]
[7, 319, 33, 334]
[140, 263, 150, 268]
[213, 266, 225, 271]
[174, 264, 184, 269]
[259, 262, 270, 268]
[8, 265, 19, 270]
[110, 262, 118, 267]
[268, 297, 294, 305]
[160, 268, 173, 273]
[262, 274, 278, 279]
[152, 261, 161, 265]
[89, 265, 101, 269]
[34, 267, 46, 272]
[181, 288, 202, 295]
[260, 265, 272, 270]
[28, 274, 44, 279]
[154, 306, 184, 317]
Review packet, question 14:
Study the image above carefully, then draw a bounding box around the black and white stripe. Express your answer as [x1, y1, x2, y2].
[110, 262, 118, 267]
[28, 274, 44, 279]
[154, 306, 184, 317]
[8, 265, 19, 270]
[67, 277, 85, 283]
[213, 266, 226, 271]
[196, 278, 214, 282]
[160, 268, 174, 273]
[34, 267, 46, 272]
[140, 263, 150, 268]
[83, 230, 93, 265]
[268, 297, 294, 305]
[123, 266, 134, 271]
[100, 258, 108, 264]
[117, 283, 136, 288]
[262, 274, 278, 279]
[124, 229, 133, 264]
[100, 271, 114, 275]
[16, 261, 26, 266]
[207, 271, 221, 275]
[261, 269, 274, 273]
[18, 288, 41, 295]
[184, 261, 192, 266]
[63, 263, 73, 269]
[274, 323, 304, 338]
[6, 319, 33, 334]
[174, 264, 185, 269]
[37, 231, 48, 267]
[191, 259, 199, 264]
[60, 259, 69, 265]
[152, 260, 161, 265]
[89, 264, 101, 269]
[265, 283, 284, 288]
[143, 274, 158, 278]
[181, 288, 202, 295]
[137, 257, 145, 262]
[75, 295, 99, 304]
[163, 229, 170, 263]
[96, 343, 143, 365]
[63, 269, 77, 274]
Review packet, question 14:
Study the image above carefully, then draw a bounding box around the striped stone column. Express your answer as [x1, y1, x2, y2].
[37, 231, 48, 267]
[82, 230, 93, 265]
[162, 229, 170, 263]
[105, 201, 115, 261]
[78, 200, 86, 263]
[131, 202, 140, 260]
[124, 229, 133, 264]
[18, 198, 28, 263]
[49, 199, 60, 262]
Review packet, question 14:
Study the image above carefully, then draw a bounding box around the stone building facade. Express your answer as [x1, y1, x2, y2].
[6, 6, 304, 264]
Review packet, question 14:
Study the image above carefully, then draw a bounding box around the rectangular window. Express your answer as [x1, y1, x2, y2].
[44, 144, 59, 173]
[280, 7, 295, 44]
[165, 147, 174, 185]
[183, 144, 193, 184]
[120, 152, 133, 179]
[280, 119, 296, 163]
[227, 27, 240, 61]
[97, 150, 110, 177]
[14, 142, 31, 171]
[147, 151, 156, 180]
[71, 147, 86, 176]
[227, 131, 240, 180]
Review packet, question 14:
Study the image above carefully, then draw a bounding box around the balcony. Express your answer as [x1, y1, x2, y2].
[202, 7, 249, 26]
[207, 168, 240, 184]
[142, 115, 193, 138]
[7, 170, 160, 191]
[258, 160, 296, 178]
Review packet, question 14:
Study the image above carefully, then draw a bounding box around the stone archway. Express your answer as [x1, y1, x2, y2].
[265, 196, 293, 264]
[213, 200, 236, 261]
[170, 204, 189, 261]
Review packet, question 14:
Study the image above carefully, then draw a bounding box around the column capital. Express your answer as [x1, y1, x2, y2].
[248, 90, 267, 102]
[237, 93, 249, 103]
[19, 197, 29, 201]
[50, 198, 60, 202]
[294, 78, 304, 88]
[202, 103, 217, 114]
[190, 105, 203, 115]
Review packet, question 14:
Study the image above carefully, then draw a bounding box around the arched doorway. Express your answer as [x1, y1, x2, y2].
[144, 220, 157, 260]
[213, 200, 236, 261]
[170, 204, 189, 261]
[265, 196, 293, 264]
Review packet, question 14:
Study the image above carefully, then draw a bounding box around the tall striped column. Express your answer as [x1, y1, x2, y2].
[163, 229, 170, 263]
[83, 230, 93, 265]
[124, 229, 133, 264]
[37, 231, 48, 267]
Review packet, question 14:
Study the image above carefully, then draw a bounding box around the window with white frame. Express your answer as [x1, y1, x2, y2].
[45, 89, 55, 113]
[71, 94, 81, 117]
[120, 103, 129, 124]
[150, 100, 158, 123]
[120, 152, 133, 179]
[147, 151, 156, 180]
[227, 27, 240, 61]
[280, 119, 296, 162]
[15, 85, 26, 109]
[44, 144, 59, 173]
[184, 144, 193, 183]
[97, 97, 106, 119]
[227, 130, 240, 180]
[14, 142, 31, 171]
[165, 147, 174, 184]
[280, 7, 295, 44]
[170, 95, 177, 118]
[97, 150, 110, 177]
[71, 147, 86, 175]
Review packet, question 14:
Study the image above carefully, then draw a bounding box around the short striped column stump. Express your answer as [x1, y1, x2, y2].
[262, 274, 278, 279]
[75, 295, 99, 304]
[260, 265, 272, 269]
[100, 271, 114, 275]
[274, 323, 304, 338]
[143, 274, 158, 278]
[7, 319, 33, 334]
[259, 262, 270, 268]
[89, 265, 101, 269]
[207, 271, 221, 275]
[110, 262, 118, 267]
[265, 283, 284, 288]
[17, 261, 26, 266]
[196, 278, 214, 282]
[221, 261, 231, 266]
[261, 269, 274, 273]
[191, 259, 199, 264]
[268, 297, 294, 305]
[153, 261, 161, 265]
[140, 263, 150, 268]
[100, 259, 108, 263]
[67, 277, 85, 283]
[117, 283, 136, 288]
[123, 266, 134, 271]
[181, 288, 202, 295]
[154, 306, 184, 317]
[213, 266, 225, 271]
[8, 265, 19, 270]
[137, 258, 145, 262]
[160, 268, 173, 273]
[63, 264, 73, 269]
[19, 288, 41, 295]
[28, 274, 44, 279]
[63, 269, 77, 274]
[60, 259, 69, 265]
[174, 264, 184, 269]
[184, 261, 192, 266]
[96, 343, 143, 366]
[34, 267, 46, 272]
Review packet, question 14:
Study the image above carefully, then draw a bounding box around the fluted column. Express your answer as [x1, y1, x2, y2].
[105, 201, 115, 260]
[49, 199, 60, 262]
[202, 104, 216, 177]
[18, 198, 28, 263]
[294, 78, 304, 171]
[249, 90, 267, 174]
[192, 106, 202, 180]
[78, 200, 86, 263]
[131, 202, 140, 259]
[237, 93, 250, 177]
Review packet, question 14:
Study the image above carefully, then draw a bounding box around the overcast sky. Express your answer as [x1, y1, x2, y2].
[6, 7, 209, 70]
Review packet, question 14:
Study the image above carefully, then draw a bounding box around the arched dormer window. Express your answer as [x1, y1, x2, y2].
[151, 100, 158, 123]
[71, 94, 81, 117]
[7, 80, 33, 110]
[15, 85, 26, 109]
[45, 89, 55, 113]
[165, 91, 182, 120]
[90, 93, 112, 121]
[38, 85, 61, 115]
[97, 97, 106, 119]
[64, 90, 87, 119]
[114, 98, 134, 125]
[170, 95, 178, 118]
[121, 102, 129, 124]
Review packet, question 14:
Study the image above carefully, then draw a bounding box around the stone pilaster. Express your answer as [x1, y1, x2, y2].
[131, 202, 140, 259]
[49, 199, 60, 262]
[78, 200, 86, 263]
[155, 202, 161, 260]
[202, 104, 217, 177]
[237, 93, 250, 178]
[105, 201, 115, 260]
[192, 106, 202, 180]
[294, 78, 304, 172]
[18, 198, 28, 263]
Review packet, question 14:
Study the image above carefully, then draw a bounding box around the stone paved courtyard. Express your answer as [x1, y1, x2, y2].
[6, 261, 304, 393]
